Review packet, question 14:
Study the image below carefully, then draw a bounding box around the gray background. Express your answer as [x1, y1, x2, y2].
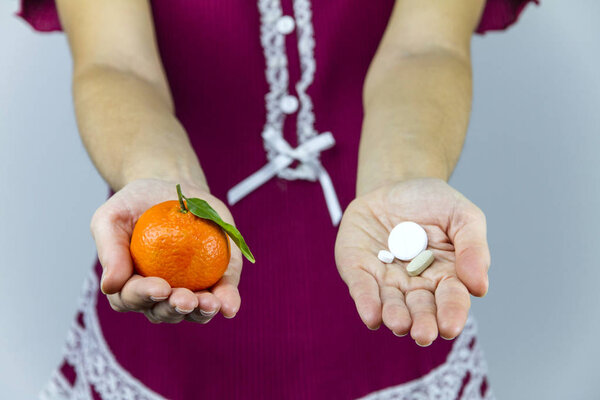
[1, 0, 598, 399]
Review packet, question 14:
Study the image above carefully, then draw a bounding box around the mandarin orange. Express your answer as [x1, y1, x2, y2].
[130, 200, 231, 291]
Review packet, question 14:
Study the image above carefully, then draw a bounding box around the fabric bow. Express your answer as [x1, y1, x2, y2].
[227, 129, 342, 226]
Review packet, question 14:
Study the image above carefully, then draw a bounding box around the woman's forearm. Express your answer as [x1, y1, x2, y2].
[357, 48, 472, 196]
[72, 65, 207, 192]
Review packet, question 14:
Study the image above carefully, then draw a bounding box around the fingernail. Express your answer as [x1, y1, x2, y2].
[416, 341, 432, 347]
[393, 332, 408, 337]
[366, 322, 381, 331]
[482, 277, 490, 297]
[199, 309, 217, 317]
[150, 296, 168, 302]
[223, 307, 239, 319]
[175, 307, 193, 314]
[100, 271, 107, 294]
[440, 334, 454, 340]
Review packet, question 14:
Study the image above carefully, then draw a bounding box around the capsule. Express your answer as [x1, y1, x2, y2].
[406, 250, 435, 277]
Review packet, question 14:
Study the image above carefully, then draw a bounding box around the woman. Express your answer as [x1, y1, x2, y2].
[18, 0, 536, 399]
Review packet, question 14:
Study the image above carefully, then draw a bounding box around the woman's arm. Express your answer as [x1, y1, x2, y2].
[57, 0, 207, 192]
[357, 0, 485, 195]
[335, 0, 491, 345]
[56, 0, 241, 324]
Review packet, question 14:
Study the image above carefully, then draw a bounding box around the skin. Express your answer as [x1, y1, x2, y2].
[337, 0, 490, 346]
[56, 0, 490, 344]
[336, 179, 489, 345]
[90, 179, 242, 324]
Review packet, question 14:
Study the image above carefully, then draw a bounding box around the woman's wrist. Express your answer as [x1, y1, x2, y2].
[356, 107, 458, 197]
[356, 172, 447, 197]
[116, 160, 209, 193]
[355, 144, 450, 197]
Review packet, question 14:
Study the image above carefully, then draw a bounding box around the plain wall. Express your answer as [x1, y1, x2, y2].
[1, 0, 599, 399]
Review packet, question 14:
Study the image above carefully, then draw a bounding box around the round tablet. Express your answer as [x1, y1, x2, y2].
[387, 222, 428, 261]
[377, 250, 395, 264]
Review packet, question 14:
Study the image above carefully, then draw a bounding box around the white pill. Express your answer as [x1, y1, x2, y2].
[406, 250, 435, 277]
[377, 250, 395, 264]
[387, 221, 428, 261]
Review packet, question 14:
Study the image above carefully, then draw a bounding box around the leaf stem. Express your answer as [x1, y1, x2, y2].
[176, 184, 188, 213]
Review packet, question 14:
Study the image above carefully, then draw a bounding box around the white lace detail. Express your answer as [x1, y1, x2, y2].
[38, 270, 166, 400]
[39, 369, 73, 400]
[227, 0, 342, 226]
[257, 0, 288, 163]
[257, 0, 319, 180]
[359, 317, 495, 400]
[292, 0, 317, 146]
[38, 270, 492, 400]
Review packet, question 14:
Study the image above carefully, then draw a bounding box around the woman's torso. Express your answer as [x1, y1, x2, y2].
[48, 1, 492, 399]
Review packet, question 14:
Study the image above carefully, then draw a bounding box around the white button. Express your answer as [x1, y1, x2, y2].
[280, 95, 299, 114]
[387, 221, 428, 261]
[276, 16, 295, 35]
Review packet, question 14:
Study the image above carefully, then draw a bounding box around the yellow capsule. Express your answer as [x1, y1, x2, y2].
[406, 250, 434, 277]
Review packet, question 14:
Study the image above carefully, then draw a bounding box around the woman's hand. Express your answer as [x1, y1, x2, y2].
[90, 179, 243, 324]
[335, 178, 490, 346]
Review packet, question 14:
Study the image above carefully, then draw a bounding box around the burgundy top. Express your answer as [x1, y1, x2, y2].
[17, 0, 538, 34]
[18, 1, 537, 399]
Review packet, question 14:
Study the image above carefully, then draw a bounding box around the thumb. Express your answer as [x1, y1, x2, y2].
[91, 209, 135, 295]
[452, 208, 490, 297]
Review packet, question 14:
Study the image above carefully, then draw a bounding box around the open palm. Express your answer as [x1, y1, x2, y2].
[335, 178, 490, 346]
[91, 178, 243, 324]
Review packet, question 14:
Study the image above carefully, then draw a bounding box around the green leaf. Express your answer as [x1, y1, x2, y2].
[183, 195, 255, 264]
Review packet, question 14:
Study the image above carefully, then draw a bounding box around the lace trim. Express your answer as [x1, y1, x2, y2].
[229, 0, 343, 225]
[39, 369, 73, 400]
[257, 0, 322, 181]
[293, 0, 317, 145]
[39, 269, 493, 400]
[359, 317, 495, 400]
[257, 0, 289, 171]
[39, 270, 165, 400]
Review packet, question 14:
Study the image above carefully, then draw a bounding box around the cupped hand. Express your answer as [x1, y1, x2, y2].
[90, 178, 243, 324]
[335, 178, 490, 346]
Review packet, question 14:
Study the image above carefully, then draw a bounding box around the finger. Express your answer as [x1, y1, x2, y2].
[149, 288, 198, 323]
[119, 275, 172, 311]
[211, 245, 242, 318]
[91, 207, 135, 295]
[435, 276, 470, 340]
[185, 292, 221, 324]
[452, 208, 490, 297]
[106, 292, 128, 313]
[380, 286, 412, 337]
[405, 289, 438, 346]
[144, 308, 163, 324]
[342, 268, 382, 330]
